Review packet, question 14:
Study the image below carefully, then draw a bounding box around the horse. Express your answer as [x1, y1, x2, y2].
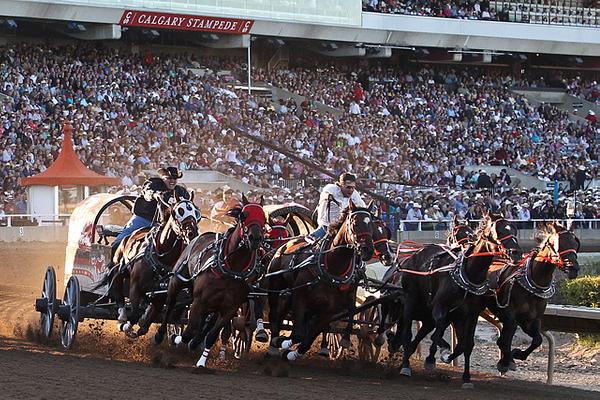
[487, 221, 580, 373]
[318, 213, 394, 357]
[375, 215, 475, 354]
[423, 213, 523, 388]
[390, 213, 522, 387]
[154, 194, 266, 370]
[266, 200, 375, 361]
[93, 195, 201, 338]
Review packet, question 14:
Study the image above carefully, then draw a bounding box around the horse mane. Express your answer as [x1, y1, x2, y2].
[327, 207, 351, 236]
[226, 206, 243, 219]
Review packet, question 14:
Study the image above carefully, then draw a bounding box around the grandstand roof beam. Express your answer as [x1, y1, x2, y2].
[202, 34, 250, 49]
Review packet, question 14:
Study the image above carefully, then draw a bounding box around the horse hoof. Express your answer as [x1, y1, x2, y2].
[272, 337, 286, 349]
[153, 333, 164, 345]
[462, 382, 474, 390]
[281, 339, 293, 351]
[440, 349, 452, 364]
[317, 347, 330, 357]
[424, 360, 436, 371]
[512, 349, 526, 360]
[255, 329, 269, 343]
[339, 338, 351, 349]
[496, 362, 509, 374]
[374, 333, 386, 347]
[508, 361, 517, 371]
[188, 338, 201, 352]
[267, 346, 280, 357]
[400, 367, 412, 377]
[173, 335, 183, 346]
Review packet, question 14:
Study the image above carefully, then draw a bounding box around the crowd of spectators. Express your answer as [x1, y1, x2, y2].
[363, 0, 500, 20]
[363, 0, 600, 26]
[0, 42, 598, 228]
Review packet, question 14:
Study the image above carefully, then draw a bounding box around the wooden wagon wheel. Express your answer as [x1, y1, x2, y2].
[35, 266, 57, 339]
[357, 296, 382, 363]
[326, 332, 344, 360]
[58, 276, 81, 349]
[231, 302, 253, 359]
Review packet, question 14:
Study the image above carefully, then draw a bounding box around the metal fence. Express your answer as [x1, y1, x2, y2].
[384, 218, 600, 233]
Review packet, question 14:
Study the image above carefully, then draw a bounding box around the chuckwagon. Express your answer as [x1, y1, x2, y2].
[34, 193, 349, 351]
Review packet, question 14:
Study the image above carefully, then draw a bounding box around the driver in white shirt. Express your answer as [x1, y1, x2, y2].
[309, 172, 366, 241]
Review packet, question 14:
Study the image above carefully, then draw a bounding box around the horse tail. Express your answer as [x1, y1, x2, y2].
[92, 264, 119, 291]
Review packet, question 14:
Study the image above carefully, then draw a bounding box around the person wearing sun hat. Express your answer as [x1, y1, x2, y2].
[112, 166, 188, 251]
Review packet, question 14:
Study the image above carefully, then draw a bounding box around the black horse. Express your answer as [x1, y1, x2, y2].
[487, 222, 580, 373]
[375, 217, 475, 357]
[394, 213, 522, 388]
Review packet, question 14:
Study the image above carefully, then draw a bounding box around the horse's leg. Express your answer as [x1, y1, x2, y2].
[196, 308, 238, 369]
[455, 314, 478, 388]
[318, 332, 331, 357]
[399, 300, 416, 376]
[496, 314, 518, 372]
[512, 319, 543, 361]
[153, 277, 182, 344]
[280, 294, 307, 350]
[175, 295, 204, 346]
[340, 288, 357, 349]
[112, 268, 127, 325]
[220, 321, 232, 360]
[430, 301, 453, 364]
[410, 317, 437, 369]
[375, 298, 389, 347]
[284, 313, 330, 361]
[254, 297, 268, 343]
[122, 265, 145, 336]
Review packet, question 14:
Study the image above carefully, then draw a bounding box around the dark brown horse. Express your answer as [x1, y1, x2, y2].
[390, 213, 522, 387]
[93, 197, 200, 337]
[318, 214, 394, 356]
[487, 222, 580, 373]
[154, 194, 266, 370]
[266, 200, 374, 361]
[376, 216, 475, 352]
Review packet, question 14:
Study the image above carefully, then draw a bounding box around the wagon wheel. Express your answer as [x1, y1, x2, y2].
[357, 296, 382, 363]
[232, 303, 253, 359]
[35, 266, 57, 338]
[326, 332, 345, 360]
[58, 276, 81, 349]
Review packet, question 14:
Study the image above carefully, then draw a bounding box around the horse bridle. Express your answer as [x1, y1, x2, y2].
[372, 220, 391, 259]
[448, 224, 474, 247]
[237, 203, 266, 248]
[536, 230, 579, 271]
[344, 210, 373, 249]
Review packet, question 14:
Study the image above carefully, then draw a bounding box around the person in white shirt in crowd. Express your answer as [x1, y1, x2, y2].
[309, 172, 366, 241]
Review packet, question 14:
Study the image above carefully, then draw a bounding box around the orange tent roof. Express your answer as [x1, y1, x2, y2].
[20, 125, 120, 187]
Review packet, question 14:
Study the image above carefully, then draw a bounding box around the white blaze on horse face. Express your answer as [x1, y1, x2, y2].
[378, 226, 384, 234]
[553, 234, 560, 254]
[363, 216, 371, 224]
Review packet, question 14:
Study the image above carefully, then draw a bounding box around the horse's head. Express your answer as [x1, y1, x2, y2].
[540, 222, 580, 279]
[366, 201, 393, 266]
[343, 199, 375, 262]
[448, 215, 475, 248]
[228, 194, 266, 250]
[170, 199, 201, 243]
[482, 211, 523, 263]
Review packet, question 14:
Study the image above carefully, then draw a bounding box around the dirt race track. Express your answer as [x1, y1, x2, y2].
[1, 242, 599, 400]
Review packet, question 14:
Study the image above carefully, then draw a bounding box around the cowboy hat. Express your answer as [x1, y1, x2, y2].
[157, 166, 183, 179]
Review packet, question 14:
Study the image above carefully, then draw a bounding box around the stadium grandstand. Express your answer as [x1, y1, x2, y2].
[0, 0, 598, 232]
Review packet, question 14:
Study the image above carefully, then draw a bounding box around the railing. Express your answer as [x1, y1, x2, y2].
[0, 214, 71, 227]
[383, 218, 600, 232]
